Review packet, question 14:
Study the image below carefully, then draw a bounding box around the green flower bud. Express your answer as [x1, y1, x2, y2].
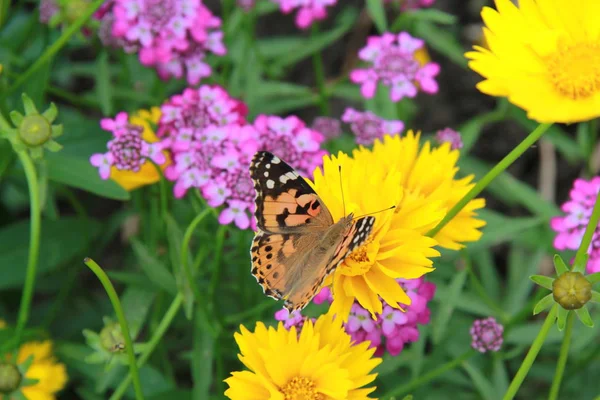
[0, 363, 22, 394]
[552, 271, 592, 310]
[18, 115, 52, 146]
[99, 322, 125, 353]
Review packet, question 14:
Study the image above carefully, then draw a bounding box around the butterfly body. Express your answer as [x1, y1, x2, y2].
[249, 151, 375, 311]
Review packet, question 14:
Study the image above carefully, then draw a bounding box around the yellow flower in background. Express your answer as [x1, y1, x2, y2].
[0, 319, 6, 329]
[1, 341, 68, 400]
[466, 0, 600, 123]
[91, 107, 170, 191]
[224, 313, 381, 400]
[310, 132, 485, 319]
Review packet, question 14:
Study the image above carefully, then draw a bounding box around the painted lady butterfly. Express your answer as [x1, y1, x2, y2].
[249, 151, 375, 311]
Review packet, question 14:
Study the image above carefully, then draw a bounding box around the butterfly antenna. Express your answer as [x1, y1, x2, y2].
[353, 205, 396, 220]
[339, 165, 346, 216]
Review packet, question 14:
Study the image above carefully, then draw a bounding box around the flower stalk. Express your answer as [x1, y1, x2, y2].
[502, 305, 557, 400]
[548, 311, 574, 400]
[311, 24, 330, 116]
[12, 151, 41, 355]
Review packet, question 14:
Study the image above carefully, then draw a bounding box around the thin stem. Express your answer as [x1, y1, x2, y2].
[180, 208, 212, 303]
[502, 305, 558, 400]
[384, 350, 476, 398]
[427, 123, 553, 238]
[12, 151, 42, 353]
[110, 294, 183, 400]
[146, 158, 168, 220]
[311, 24, 330, 116]
[1, 0, 106, 100]
[83, 258, 144, 400]
[549, 311, 574, 400]
[208, 224, 227, 301]
[573, 185, 600, 270]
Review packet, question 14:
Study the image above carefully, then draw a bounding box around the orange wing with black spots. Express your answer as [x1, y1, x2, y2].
[249, 151, 376, 311]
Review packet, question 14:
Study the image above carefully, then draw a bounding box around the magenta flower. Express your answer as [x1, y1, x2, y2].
[274, 308, 313, 331]
[311, 116, 342, 140]
[271, 0, 337, 29]
[341, 108, 404, 145]
[237, 0, 256, 11]
[157, 85, 326, 230]
[436, 127, 463, 150]
[470, 317, 504, 353]
[551, 177, 600, 274]
[90, 112, 166, 180]
[100, 0, 225, 85]
[350, 32, 440, 102]
[383, 0, 435, 10]
[306, 277, 436, 357]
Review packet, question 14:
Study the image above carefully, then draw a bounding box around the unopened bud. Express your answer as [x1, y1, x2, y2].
[0, 363, 22, 394]
[19, 115, 52, 146]
[553, 271, 592, 310]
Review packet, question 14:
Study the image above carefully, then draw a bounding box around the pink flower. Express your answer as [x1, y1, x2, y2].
[101, 0, 225, 85]
[309, 277, 436, 357]
[341, 108, 404, 145]
[237, 0, 256, 11]
[219, 200, 251, 229]
[470, 317, 504, 353]
[551, 177, 600, 273]
[90, 153, 114, 180]
[311, 117, 342, 140]
[350, 32, 440, 102]
[436, 127, 463, 150]
[271, 0, 337, 29]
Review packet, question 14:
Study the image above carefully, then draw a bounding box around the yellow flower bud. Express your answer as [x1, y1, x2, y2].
[552, 271, 592, 310]
[0, 363, 22, 394]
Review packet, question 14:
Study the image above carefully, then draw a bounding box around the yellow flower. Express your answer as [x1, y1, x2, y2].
[110, 107, 170, 191]
[1, 341, 68, 400]
[465, 0, 600, 123]
[310, 132, 485, 318]
[0, 319, 5, 329]
[224, 313, 381, 400]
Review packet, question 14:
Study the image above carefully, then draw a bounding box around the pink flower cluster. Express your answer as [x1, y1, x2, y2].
[350, 32, 440, 102]
[341, 108, 404, 146]
[279, 277, 436, 356]
[271, 0, 337, 29]
[90, 112, 166, 179]
[551, 177, 600, 274]
[436, 127, 463, 150]
[470, 317, 504, 353]
[99, 0, 226, 85]
[157, 85, 326, 230]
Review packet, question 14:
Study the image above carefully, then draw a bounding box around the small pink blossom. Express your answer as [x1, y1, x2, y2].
[271, 0, 337, 29]
[551, 177, 600, 273]
[436, 127, 463, 150]
[311, 117, 341, 140]
[90, 153, 114, 180]
[350, 32, 440, 102]
[470, 317, 504, 353]
[341, 108, 404, 145]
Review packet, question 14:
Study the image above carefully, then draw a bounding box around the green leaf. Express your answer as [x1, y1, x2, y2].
[433, 268, 467, 344]
[192, 310, 214, 399]
[533, 294, 554, 315]
[366, 0, 388, 33]
[504, 248, 544, 315]
[130, 239, 177, 295]
[492, 354, 509, 395]
[591, 291, 600, 303]
[165, 214, 195, 319]
[96, 51, 113, 116]
[588, 272, 600, 285]
[120, 287, 156, 338]
[0, 217, 101, 289]
[329, 83, 363, 102]
[468, 210, 544, 249]
[46, 153, 130, 200]
[575, 307, 594, 327]
[553, 254, 569, 275]
[254, 81, 313, 98]
[9, 110, 23, 126]
[256, 37, 306, 59]
[249, 94, 317, 117]
[272, 8, 358, 69]
[557, 306, 568, 330]
[530, 275, 555, 290]
[462, 361, 496, 400]
[414, 21, 467, 67]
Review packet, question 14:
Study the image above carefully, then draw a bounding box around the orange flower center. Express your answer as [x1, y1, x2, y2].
[338, 241, 373, 276]
[546, 42, 600, 99]
[281, 377, 323, 400]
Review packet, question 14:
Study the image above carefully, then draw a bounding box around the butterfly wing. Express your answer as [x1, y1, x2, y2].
[249, 151, 333, 233]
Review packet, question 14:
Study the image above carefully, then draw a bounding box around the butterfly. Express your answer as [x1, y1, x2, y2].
[249, 151, 375, 311]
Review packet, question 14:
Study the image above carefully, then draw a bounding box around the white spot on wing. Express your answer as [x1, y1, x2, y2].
[266, 179, 275, 189]
[272, 156, 281, 164]
[264, 171, 269, 177]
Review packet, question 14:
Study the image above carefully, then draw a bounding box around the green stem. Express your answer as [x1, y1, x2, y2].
[548, 311, 574, 400]
[573, 184, 600, 270]
[502, 305, 558, 400]
[146, 158, 168, 220]
[427, 123, 552, 238]
[1, 0, 106, 100]
[311, 24, 330, 116]
[208, 224, 227, 301]
[83, 258, 144, 400]
[0, 0, 10, 28]
[110, 294, 183, 400]
[384, 350, 476, 398]
[180, 208, 212, 303]
[12, 151, 41, 353]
